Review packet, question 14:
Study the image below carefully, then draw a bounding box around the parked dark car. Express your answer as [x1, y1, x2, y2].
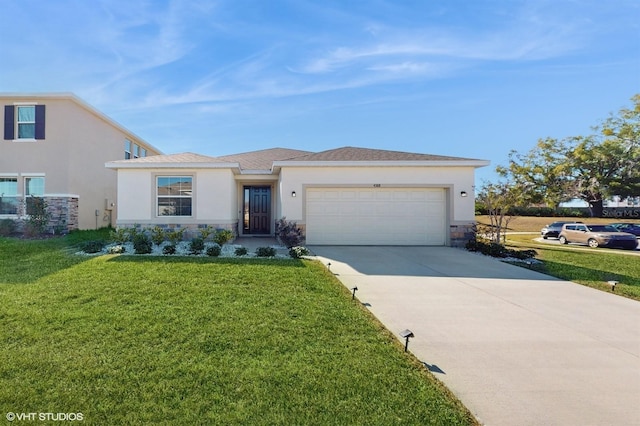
[541, 221, 582, 239]
[609, 222, 640, 237]
[558, 223, 638, 249]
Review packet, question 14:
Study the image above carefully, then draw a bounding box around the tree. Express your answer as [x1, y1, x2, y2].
[568, 94, 640, 216]
[499, 94, 640, 217]
[476, 181, 522, 244]
[497, 137, 573, 211]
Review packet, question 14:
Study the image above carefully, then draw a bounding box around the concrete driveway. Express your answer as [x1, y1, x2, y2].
[310, 246, 640, 426]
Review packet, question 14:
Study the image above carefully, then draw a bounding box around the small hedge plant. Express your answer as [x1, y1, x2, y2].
[256, 247, 276, 257]
[465, 239, 536, 260]
[150, 226, 166, 246]
[189, 237, 205, 255]
[80, 240, 106, 254]
[133, 233, 153, 254]
[206, 245, 221, 257]
[234, 246, 248, 256]
[108, 245, 126, 254]
[110, 228, 130, 244]
[289, 246, 310, 259]
[0, 219, 16, 236]
[214, 229, 234, 246]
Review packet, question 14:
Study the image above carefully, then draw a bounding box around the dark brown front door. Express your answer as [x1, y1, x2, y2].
[244, 186, 271, 234]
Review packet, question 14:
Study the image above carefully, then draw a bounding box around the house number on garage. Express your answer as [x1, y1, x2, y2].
[373, 184, 381, 187]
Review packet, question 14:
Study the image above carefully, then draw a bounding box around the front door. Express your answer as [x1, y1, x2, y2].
[243, 186, 271, 234]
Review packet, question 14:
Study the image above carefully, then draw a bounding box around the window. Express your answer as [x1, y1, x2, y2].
[0, 178, 19, 215]
[140, 147, 147, 158]
[4, 105, 45, 140]
[25, 177, 45, 216]
[125, 140, 132, 159]
[133, 144, 140, 159]
[157, 177, 192, 216]
[17, 106, 35, 139]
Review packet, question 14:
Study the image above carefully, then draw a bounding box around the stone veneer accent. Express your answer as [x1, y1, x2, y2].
[119, 222, 238, 241]
[10, 196, 78, 234]
[46, 196, 79, 233]
[449, 223, 475, 247]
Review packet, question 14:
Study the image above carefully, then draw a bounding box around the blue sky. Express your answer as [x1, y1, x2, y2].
[1, 0, 638, 184]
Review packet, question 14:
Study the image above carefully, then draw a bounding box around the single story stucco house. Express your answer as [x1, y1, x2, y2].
[106, 146, 489, 246]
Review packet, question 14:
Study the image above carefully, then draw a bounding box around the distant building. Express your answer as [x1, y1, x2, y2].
[1, 93, 162, 231]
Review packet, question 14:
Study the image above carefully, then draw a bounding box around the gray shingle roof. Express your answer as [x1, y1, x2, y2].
[290, 146, 482, 162]
[110, 152, 224, 164]
[107, 146, 487, 170]
[217, 148, 312, 170]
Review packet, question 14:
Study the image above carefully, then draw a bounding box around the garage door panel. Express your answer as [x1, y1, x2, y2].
[306, 187, 446, 245]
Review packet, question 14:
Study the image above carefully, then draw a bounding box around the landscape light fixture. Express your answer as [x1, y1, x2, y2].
[607, 280, 618, 291]
[460, 191, 468, 197]
[400, 329, 414, 352]
[351, 286, 358, 300]
[291, 191, 296, 197]
[327, 262, 331, 272]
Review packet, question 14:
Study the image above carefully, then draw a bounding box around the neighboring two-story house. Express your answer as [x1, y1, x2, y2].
[1, 93, 162, 231]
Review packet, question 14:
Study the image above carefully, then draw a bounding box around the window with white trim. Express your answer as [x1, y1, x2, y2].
[0, 177, 19, 215]
[3, 104, 46, 140]
[133, 144, 140, 159]
[157, 177, 192, 216]
[17, 106, 36, 139]
[125, 140, 132, 159]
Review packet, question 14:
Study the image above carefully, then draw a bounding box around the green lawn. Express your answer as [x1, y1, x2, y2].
[506, 234, 640, 300]
[0, 236, 475, 425]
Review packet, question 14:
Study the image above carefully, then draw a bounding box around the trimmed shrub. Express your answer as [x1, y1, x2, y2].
[465, 239, 537, 259]
[0, 219, 17, 236]
[133, 233, 153, 254]
[275, 217, 303, 248]
[150, 226, 166, 246]
[24, 196, 51, 236]
[213, 229, 234, 246]
[199, 226, 216, 241]
[256, 247, 276, 257]
[163, 244, 177, 255]
[234, 246, 248, 256]
[110, 228, 130, 244]
[108, 245, 126, 254]
[289, 246, 310, 259]
[189, 237, 205, 255]
[166, 228, 186, 245]
[80, 240, 106, 254]
[206, 244, 221, 257]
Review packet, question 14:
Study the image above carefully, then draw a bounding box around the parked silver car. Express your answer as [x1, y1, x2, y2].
[558, 224, 638, 249]
[541, 221, 582, 239]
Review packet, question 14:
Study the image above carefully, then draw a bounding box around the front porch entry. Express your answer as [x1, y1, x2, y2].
[242, 186, 271, 235]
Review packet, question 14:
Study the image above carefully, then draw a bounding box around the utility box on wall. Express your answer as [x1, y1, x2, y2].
[105, 199, 115, 210]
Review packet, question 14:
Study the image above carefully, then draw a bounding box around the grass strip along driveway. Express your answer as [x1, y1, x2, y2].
[476, 216, 640, 301]
[0, 237, 475, 425]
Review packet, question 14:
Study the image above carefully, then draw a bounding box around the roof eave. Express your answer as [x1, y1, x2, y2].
[106, 161, 241, 170]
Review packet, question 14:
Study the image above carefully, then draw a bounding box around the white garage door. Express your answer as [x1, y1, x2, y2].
[305, 187, 446, 245]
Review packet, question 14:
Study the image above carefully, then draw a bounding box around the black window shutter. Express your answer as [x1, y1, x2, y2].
[35, 105, 46, 140]
[4, 105, 14, 140]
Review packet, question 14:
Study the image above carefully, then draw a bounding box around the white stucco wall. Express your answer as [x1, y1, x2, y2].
[278, 165, 477, 224]
[115, 168, 237, 226]
[195, 169, 237, 222]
